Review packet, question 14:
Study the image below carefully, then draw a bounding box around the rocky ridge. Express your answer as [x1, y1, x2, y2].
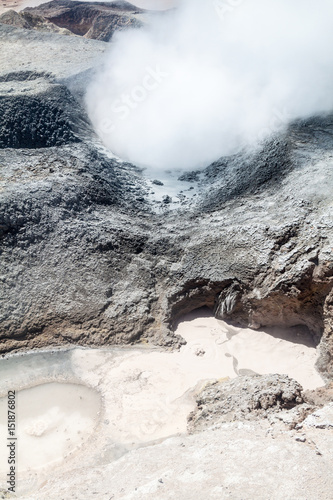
[188, 375, 305, 432]
[0, 9, 74, 34]
[23, 0, 149, 41]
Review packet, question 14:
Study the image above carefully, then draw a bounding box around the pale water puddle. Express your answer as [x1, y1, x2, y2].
[0, 312, 324, 495]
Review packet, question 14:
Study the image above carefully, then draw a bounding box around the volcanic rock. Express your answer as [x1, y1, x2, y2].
[0, 9, 74, 34]
[0, 21, 332, 385]
[24, 0, 148, 41]
[187, 374, 305, 432]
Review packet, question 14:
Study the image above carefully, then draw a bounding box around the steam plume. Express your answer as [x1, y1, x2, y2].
[85, 0, 333, 170]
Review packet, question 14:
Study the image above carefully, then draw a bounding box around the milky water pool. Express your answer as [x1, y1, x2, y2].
[0, 312, 324, 495]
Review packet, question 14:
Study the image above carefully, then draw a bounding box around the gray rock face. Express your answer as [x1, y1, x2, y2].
[0, 22, 332, 381]
[188, 375, 305, 432]
[0, 77, 82, 148]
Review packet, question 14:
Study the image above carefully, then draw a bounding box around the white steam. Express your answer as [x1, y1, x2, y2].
[85, 0, 333, 170]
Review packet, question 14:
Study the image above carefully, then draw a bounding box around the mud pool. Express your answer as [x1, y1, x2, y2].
[0, 312, 324, 495]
